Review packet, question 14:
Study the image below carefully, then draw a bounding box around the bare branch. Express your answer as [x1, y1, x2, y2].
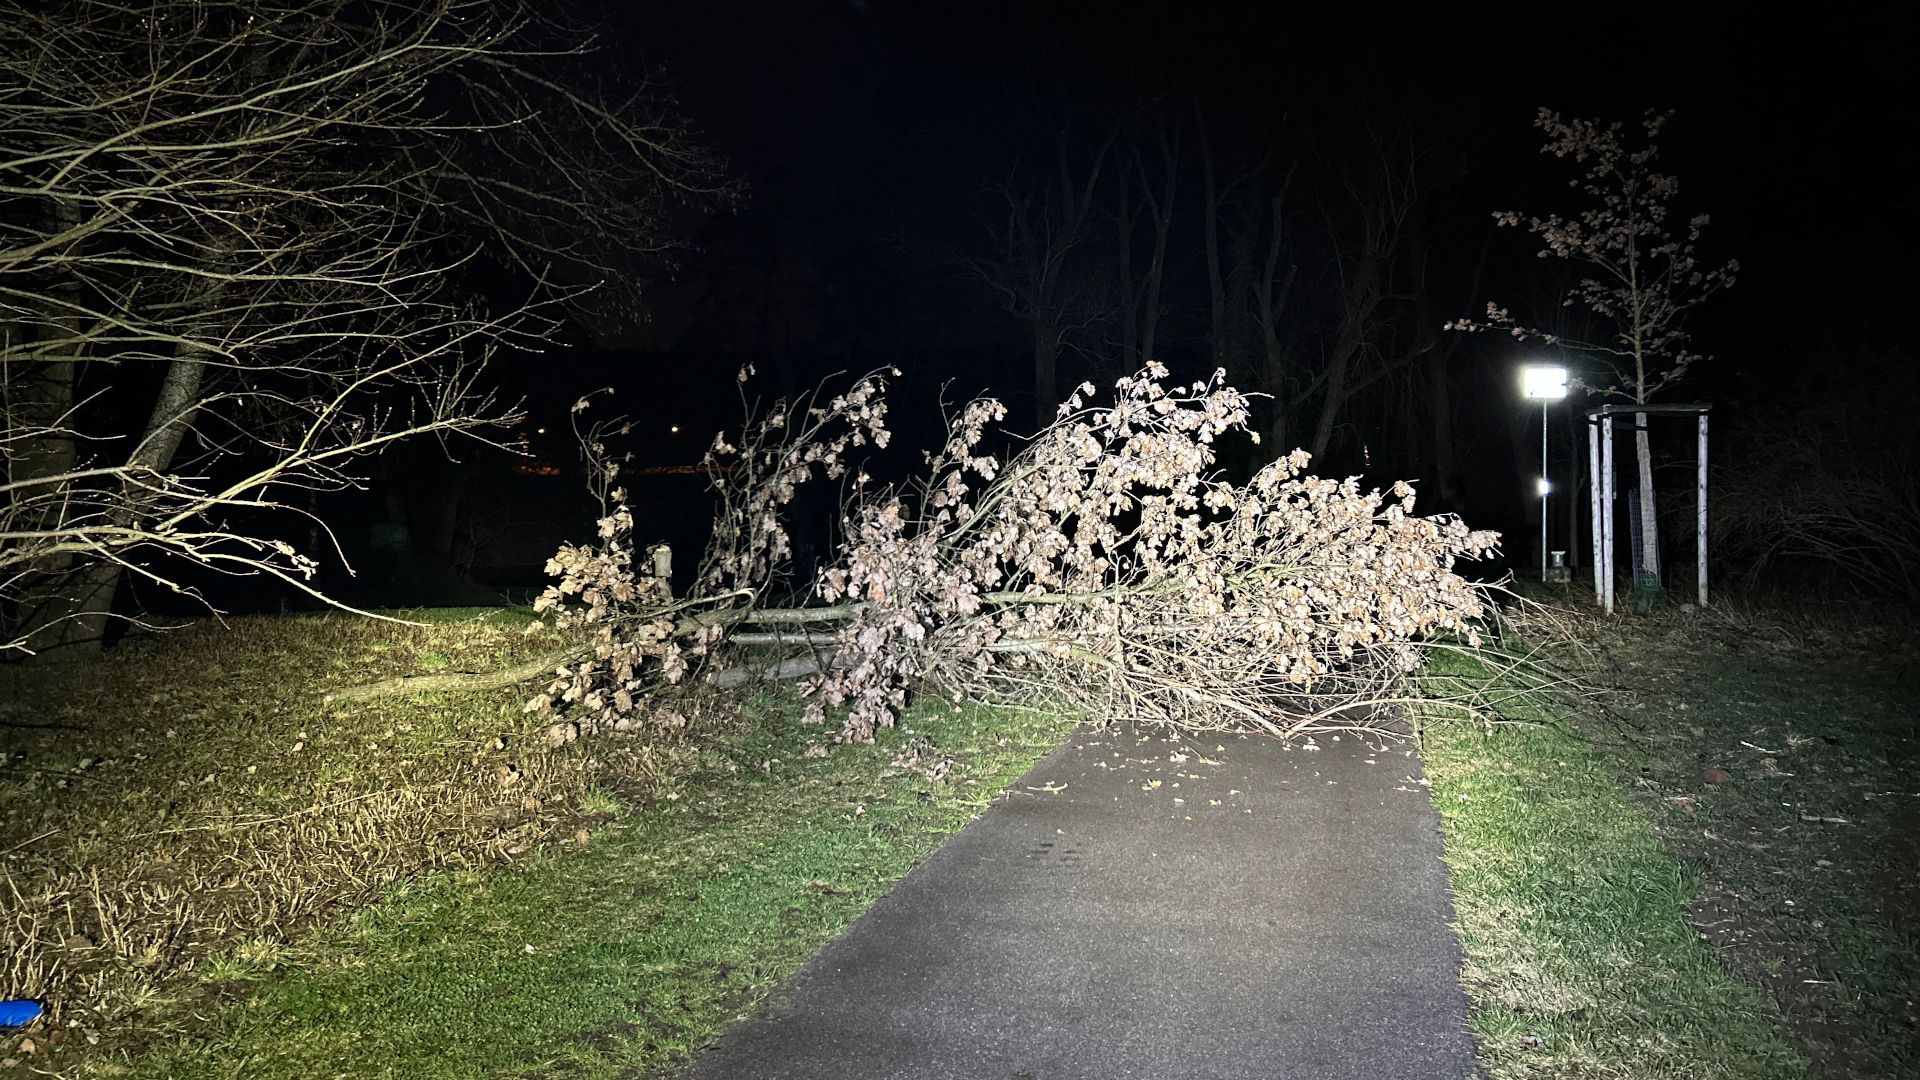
[1, 0, 734, 653]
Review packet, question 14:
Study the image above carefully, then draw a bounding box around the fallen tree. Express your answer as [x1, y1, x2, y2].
[338, 365, 1499, 740]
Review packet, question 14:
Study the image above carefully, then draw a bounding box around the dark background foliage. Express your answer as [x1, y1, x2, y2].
[172, 1, 1918, 613]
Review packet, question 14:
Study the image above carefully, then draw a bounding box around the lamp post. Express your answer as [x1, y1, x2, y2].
[1522, 364, 1569, 581]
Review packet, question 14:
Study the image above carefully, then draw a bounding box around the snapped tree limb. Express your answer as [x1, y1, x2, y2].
[501, 365, 1499, 742]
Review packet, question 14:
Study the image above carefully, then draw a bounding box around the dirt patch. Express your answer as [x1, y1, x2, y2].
[1684, 884, 1879, 1080]
[1574, 606, 1920, 1079]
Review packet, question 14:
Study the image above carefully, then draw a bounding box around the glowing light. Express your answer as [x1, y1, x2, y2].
[1522, 364, 1569, 400]
[670, 424, 681, 434]
[1537, 476, 1552, 496]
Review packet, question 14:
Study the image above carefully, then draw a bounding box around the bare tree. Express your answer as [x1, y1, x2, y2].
[1300, 125, 1425, 463]
[1123, 105, 1181, 366]
[0, 0, 736, 656]
[1716, 367, 1920, 603]
[1245, 166, 1302, 455]
[1197, 116, 1432, 471]
[1410, 225, 1488, 509]
[1451, 109, 1736, 605]
[1194, 103, 1262, 375]
[1199, 151, 1303, 458]
[956, 126, 1121, 420]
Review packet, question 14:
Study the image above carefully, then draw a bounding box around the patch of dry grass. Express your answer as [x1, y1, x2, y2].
[0, 609, 712, 1066]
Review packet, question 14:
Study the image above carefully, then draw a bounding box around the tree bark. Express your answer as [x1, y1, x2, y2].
[1033, 319, 1058, 422]
[1633, 413, 1662, 601]
[1255, 187, 1297, 459]
[52, 348, 210, 649]
[1308, 251, 1376, 463]
[1197, 110, 1227, 369]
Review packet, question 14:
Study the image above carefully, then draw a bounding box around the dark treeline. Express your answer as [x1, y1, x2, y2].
[70, 1, 1920, 622]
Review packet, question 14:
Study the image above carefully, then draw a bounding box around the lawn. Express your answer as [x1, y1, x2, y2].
[9, 598, 1910, 1079]
[1420, 599, 1918, 1079]
[1419, 643, 1805, 1079]
[128, 695, 1070, 1080]
[3, 609, 583, 1048]
[0, 612, 1074, 1078]
[1570, 605, 1918, 1079]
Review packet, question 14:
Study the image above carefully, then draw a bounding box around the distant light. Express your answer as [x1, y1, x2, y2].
[535, 426, 548, 435]
[1537, 476, 1552, 496]
[1522, 364, 1569, 401]
[670, 424, 682, 435]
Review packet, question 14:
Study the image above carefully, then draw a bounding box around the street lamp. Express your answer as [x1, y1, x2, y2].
[1522, 364, 1568, 581]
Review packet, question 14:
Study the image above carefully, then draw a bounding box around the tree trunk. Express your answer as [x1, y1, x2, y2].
[1135, 114, 1179, 365]
[1139, 186, 1172, 363]
[1425, 346, 1456, 508]
[1033, 319, 1058, 423]
[1632, 413, 1663, 609]
[1198, 116, 1227, 368]
[1264, 411, 1290, 460]
[1413, 226, 1485, 510]
[7, 360, 81, 648]
[1308, 238, 1381, 465]
[1565, 401, 1581, 568]
[1309, 292, 1368, 464]
[1509, 407, 1542, 558]
[1115, 159, 1138, 364]
[7, 199, 90, 653]
[132, 348, 208, 474]
[1221, 211, 1260, 384]
[1308, 353, 1349, 463]
[50, 349, 209, 650]
[1255, 187, 1296, 461]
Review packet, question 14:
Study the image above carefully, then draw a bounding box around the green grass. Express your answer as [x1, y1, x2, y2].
[3, 607, 1071, 1077]
[1571, 610, 1919, 1079]
[1417, 648, 1809, 1079]
[117, 692, 1073, 1080]
[0, 608, 610, 1040]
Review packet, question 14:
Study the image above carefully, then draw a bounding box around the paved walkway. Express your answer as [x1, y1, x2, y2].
[678, 724, 1477, 1079]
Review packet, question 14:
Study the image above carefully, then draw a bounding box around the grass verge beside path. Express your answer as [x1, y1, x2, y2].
[1417, 648, 1809, 1080]
[123, 693, 1072, 1080]
[3, 608, 595, 1065]
[1573, 609, 1918, 1079]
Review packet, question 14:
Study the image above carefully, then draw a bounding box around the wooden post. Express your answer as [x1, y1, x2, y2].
[1697, 412, 1709, 607]
[1567, 397, 1582, 569]
[1600, 417, 1615, 614]
[1588, 418, 1603, 606]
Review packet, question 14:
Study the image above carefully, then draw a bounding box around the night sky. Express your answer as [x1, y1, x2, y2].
[475, 0, 1915, 588]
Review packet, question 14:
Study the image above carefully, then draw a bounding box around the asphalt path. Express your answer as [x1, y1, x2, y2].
[676, 723, 1477, 1080]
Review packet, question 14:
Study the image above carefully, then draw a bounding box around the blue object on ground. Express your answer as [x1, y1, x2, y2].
[0, 998, 42, 1028]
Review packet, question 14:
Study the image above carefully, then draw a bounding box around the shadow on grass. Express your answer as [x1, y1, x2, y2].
[1416, 647, 1810, 1080]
